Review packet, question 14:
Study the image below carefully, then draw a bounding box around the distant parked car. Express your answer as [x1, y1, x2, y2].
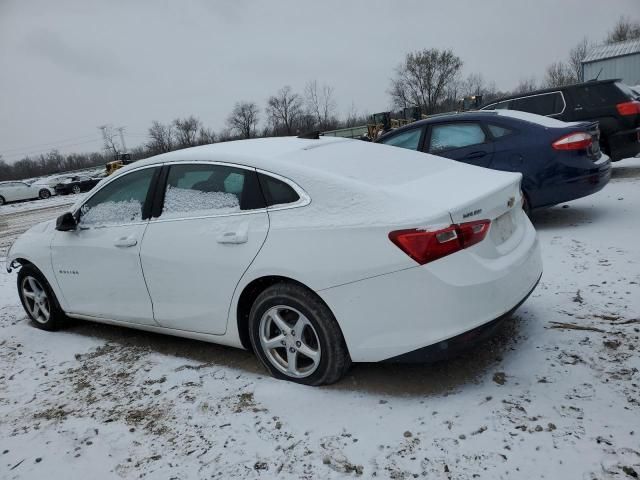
[376, 110, 611, 213]
[54, 176, 101, 195]
[479, 79, 640, 161]
[0, 180, 55, 205]
[7, 136, 541, 385]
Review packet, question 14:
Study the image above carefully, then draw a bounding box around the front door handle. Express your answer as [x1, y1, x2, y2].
[114, 236, 138, 248]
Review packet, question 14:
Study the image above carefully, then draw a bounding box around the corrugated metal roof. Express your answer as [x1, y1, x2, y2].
[583, 38, 640, 63]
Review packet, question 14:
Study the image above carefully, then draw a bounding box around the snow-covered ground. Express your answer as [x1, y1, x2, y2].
[1, 160, 639, 479]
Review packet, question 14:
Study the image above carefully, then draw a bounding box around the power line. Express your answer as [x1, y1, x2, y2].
[0, 133, 99, 155]
[2, 138, 103, 160]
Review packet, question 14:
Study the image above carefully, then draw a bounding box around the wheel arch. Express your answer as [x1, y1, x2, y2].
[8, 256, 35, 272]
[235, 275, 338, 351]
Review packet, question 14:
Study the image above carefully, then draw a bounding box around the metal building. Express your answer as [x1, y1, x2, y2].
[582, 38, 640, 85]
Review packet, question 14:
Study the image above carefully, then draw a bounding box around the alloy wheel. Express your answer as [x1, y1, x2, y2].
[72, 185, 81, 194]
[21, 276, 51, 324]
[259, 305, 321, 378]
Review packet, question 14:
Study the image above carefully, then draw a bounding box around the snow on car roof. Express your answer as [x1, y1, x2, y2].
[93, 135, 518, 227]
[116, 135, 469, 190]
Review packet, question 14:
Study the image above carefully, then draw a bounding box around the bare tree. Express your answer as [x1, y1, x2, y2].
[304, 80, 337, 130]
[266, 86, 304, 135]
[606, 16, 640, 44]
[197, 126, 216, 145]
[389, 48, 463, 114]
[173, 116, 201, 148]
[513, 76, 538, 94]
[146, 121, 175, 154]
[544, 62, 576, 88]
[227, 101, 260, 139]
[460, 73, 486, 97]
[568, 37, 591, 82]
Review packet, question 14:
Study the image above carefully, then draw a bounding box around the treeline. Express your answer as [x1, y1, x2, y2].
[1, 16, 638, 182]
[0, 151, 109, 182]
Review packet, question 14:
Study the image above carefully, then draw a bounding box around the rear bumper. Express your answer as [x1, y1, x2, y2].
[383, 272, 540, 363]
[318, 215, 542, 362]
[532, 155, 611, 209]
[609, 126, 640, 161]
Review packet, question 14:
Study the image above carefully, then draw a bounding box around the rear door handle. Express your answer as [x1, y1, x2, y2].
[114, 236, 138, 248]
[217, 231, 248, 244]
[465, 151, 487, 159]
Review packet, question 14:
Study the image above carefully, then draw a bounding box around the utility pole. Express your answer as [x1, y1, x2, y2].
[98, 125, 113, 156]
[116, 126, 128, 154]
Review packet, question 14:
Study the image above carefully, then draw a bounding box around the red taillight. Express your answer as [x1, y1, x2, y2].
[389, 220, 491, 265]
[616, 100, 640, 116]
[552, 132, 592, 151]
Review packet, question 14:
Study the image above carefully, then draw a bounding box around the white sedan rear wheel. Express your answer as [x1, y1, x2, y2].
[249, 283, 351, 385]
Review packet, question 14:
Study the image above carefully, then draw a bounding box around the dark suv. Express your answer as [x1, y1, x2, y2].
[480, 80, 640, 161]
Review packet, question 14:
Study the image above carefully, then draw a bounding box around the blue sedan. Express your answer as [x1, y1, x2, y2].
[376, 110, 611, 213]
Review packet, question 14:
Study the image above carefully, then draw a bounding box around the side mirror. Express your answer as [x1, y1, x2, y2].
[56, 212, 77, 231]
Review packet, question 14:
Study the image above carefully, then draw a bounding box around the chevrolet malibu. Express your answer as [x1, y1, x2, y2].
[7, 136, 542, 385]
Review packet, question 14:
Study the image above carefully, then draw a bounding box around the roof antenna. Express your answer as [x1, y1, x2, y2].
[297, 131, 320, 139]
[594, 67, 603, 81]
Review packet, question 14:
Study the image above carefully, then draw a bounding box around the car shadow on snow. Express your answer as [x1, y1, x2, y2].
[331, 316, 527, 396]
[58, 312, 526, 397]
[610, 164, 640, 181]
[531, 204, 609, 231]
[60, 319, 262, 375]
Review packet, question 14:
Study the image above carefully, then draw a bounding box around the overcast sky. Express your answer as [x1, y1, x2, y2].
[1, 0, 638, 162]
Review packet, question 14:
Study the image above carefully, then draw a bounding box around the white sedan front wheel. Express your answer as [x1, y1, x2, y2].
[17, 265, 65, 331]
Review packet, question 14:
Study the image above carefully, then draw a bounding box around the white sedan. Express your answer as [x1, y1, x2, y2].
[7, 136, 542, 385]
[0, 180, 55, 205]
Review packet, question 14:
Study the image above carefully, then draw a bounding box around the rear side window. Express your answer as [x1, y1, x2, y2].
[161, 164, 264, 218]
[379, 128, 423, 150]
[487, 124, 513, 138]
[258, 174, 300, 207]
[572, 83, 627, 108]
[429, 123, 486, 152]
[510, 92, 564, 116]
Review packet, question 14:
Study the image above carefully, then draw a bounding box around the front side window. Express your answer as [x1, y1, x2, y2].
[379, 128, 423, 150]
[161, 164, 264, 218]
[429, 123, 486, 152]
[80, 167, 156, 226]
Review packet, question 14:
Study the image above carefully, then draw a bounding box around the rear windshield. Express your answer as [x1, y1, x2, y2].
[615, 82, 640, 100]
[571, 82, 627, 109]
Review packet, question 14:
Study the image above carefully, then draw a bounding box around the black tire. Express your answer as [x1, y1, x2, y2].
[248, 283, 351, 386]
[38, 189, 51, 200]
[71, 185, 81, 194]
[0, 195, 5, 206]
[17, 264, 66, 331]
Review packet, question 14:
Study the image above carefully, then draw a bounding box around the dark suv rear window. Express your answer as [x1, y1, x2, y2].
[510, 92, 564, 116]
[571, 83, 626, 109]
